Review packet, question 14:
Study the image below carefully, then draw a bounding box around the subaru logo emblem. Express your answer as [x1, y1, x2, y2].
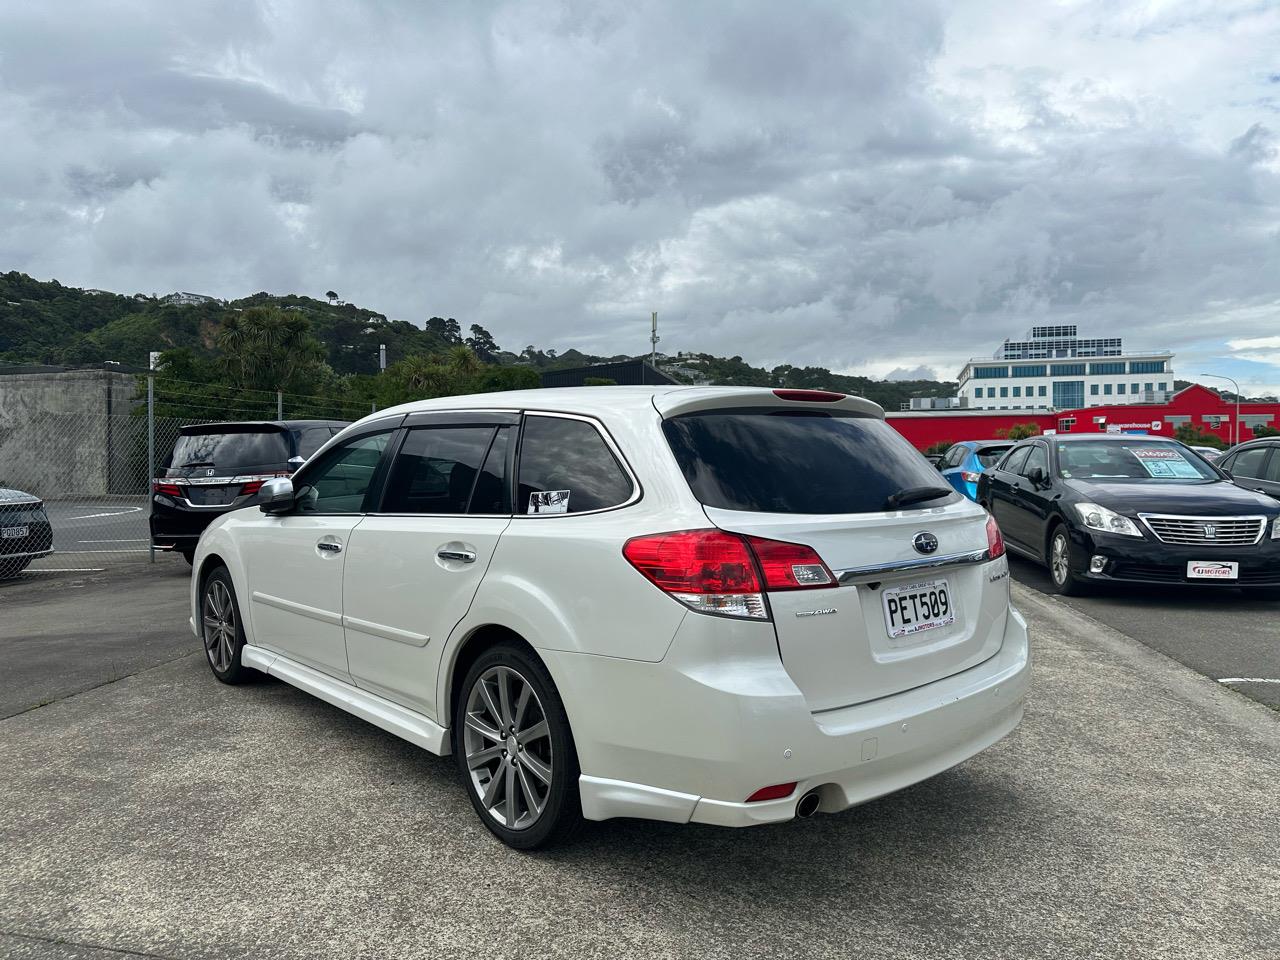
[912, 532, 939, 555]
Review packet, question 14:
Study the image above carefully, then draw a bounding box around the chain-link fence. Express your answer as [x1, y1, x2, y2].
[0, 369, 369, 579]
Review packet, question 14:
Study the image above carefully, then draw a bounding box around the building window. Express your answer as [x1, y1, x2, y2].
[1050, 363, 1086, 376]
[1090, 384, 1099, 395]
[1059, 417, 1076, 432]
[1000, 387, 1009, 397]
[1012, 386, 1021, 397]
[1105, 384, 1113, 395]
[1038, 386, 1047, 397]
[1089, 362, 1126, 375]
[1144, 383, 1153, 392]
[973, 366, 1009, 379]
[1130, 360, 1166, 374]
[1053, 381, 1085, 409]
[1158, 382, 1167, 392]
[1011, 364, 1047, 377]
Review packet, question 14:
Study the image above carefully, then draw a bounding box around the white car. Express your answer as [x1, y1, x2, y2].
[191, 386, 1030, 849]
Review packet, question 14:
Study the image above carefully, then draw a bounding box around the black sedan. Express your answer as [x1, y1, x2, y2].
[977, 435, 1280, 596]
[0, 486, 54, 578]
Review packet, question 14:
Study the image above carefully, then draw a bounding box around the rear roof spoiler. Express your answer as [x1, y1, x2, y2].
[653, 387, 884, 420]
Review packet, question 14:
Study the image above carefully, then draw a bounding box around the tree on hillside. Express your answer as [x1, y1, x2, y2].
[465, 323, 500, 362]
[325, 290, 338, 304]
[425, 316, 462, 344]
[216, 307, 329, 395]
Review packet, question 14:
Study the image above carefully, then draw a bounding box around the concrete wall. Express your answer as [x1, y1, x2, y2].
[0, 370, 143, 498]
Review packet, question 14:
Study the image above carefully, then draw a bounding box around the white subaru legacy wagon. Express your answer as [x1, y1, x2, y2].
[191, 386, 1030, 849]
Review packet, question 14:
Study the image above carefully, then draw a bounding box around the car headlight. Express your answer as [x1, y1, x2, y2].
[1073, 502, 1143, 537]
[1272, 518, 1280, 541]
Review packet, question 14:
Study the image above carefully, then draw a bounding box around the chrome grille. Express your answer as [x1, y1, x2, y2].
[1139, 514, 1266, 546]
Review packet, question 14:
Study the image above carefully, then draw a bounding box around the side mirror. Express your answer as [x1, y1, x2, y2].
[259, 476, 295, 514]
[286, 456, 306, 472]
[1028, 466, 1047, 487]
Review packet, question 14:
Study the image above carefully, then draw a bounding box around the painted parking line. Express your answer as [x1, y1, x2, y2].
[25, 568, 107, 573]
[1217, 677, 1280, 685]
[66, 507, 144, 520]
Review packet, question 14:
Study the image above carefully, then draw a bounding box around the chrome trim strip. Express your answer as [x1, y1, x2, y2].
[342, 615, 431, 648]
[250, 590, 343, 626]
[1137, 512, 1267, 546]
[0, 548, 54, 560]
[836, 548, 991, 584]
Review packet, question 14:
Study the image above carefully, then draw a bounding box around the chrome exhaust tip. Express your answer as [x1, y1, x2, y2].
[795, 790, 821, 819]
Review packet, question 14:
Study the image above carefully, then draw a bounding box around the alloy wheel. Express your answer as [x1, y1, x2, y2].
[202, 579, 237, 672]
[463, 665, 553, 831]
[1050, 533, 1069, 585]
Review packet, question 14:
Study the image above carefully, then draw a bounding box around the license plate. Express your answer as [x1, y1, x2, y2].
[1187, 561, 1238, 580]
[1, 526, 28, 539]
[882, 578, 955, 639]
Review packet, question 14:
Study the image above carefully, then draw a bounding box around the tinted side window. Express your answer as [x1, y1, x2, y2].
[518, 416, 632, 514]
[382, 426, 496, 515]
[1231, 446, 1269, 480]
[1263, 448, 1280, 483]
[1002, 446, 1032, 475]
[296, 427, 333, 459]
[296, 432, 391, 514]
[1021, 445, 1048, 479]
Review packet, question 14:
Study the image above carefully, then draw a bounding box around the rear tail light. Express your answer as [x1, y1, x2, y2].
[961, 471, 981, 484]
[622, 530, 836, 620]
[240, 480, 265, 496]
[772, 389, 845, 403]
[746, 781, 797, 802]
[152, 481, 182, 498]
[986, 514, 1006, 560]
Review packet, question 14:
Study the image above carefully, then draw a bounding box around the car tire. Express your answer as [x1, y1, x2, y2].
[1047, 525, 1085, 596]
[180, 549, 195, 566]
[454, 642, 584, 850]
[199, 566, 253, 684]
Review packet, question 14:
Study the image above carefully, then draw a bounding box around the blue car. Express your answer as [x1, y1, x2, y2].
[936, 440, 1015, 501]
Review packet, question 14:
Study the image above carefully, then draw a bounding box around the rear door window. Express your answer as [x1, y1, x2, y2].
[381, 427, 496, 515]
[662, 409, 954, 514]
[517, 416, 632, 514]
[1230, 446, 1269, 480]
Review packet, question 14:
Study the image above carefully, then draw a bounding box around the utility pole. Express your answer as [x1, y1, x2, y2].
[649, 312, 659, 368]
[277, 390, 283, 420]
[1199, 373, 1241, 446]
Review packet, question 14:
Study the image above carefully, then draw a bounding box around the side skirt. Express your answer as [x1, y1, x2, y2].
[241, 644, 451, 756]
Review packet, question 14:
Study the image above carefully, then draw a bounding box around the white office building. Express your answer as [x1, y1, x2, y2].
[957, 325, 1174, 411]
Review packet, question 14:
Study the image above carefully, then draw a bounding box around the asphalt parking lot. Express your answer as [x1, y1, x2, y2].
[1, 566, 1278, 959]
[1008, 555, 1280, 710]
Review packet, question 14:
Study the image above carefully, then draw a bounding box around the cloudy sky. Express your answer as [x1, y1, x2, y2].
[2, 1, 1279, 392]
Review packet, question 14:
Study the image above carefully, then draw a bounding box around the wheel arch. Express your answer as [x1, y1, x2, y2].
[442, 624, 542, 741]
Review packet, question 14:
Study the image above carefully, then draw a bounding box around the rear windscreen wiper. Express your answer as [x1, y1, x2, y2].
[177, 460, 216, 468]
[884, 486, 952, 510]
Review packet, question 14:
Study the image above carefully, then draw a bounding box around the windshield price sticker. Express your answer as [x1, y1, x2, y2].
[1129, 448, 1202, 479]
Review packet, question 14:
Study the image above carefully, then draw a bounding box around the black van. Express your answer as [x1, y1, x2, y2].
[151, 420, 348, 562]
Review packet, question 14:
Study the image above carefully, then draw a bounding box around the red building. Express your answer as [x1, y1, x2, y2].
[887, 385, 1279, 450]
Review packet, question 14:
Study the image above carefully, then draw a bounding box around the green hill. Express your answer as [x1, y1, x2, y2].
[0, 271, 958, 410]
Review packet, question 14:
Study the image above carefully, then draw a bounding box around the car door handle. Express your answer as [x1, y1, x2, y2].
[317, 541, 342, 554]
[437, 548, 476, 563]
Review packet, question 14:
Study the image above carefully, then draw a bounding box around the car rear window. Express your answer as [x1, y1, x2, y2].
[975, 445, 1012, 468]
[662, 409, 954, 514]
[166, 429, 291, 475]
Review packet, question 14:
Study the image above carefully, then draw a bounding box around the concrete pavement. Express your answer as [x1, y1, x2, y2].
[1, 579, 1277, 958]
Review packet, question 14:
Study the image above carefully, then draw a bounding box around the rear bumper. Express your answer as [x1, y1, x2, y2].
[563, 606, 1031, 827]
[150, 503, 219, 548]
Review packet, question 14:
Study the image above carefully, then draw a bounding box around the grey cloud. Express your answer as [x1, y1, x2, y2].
[1, 0, 1279, 391]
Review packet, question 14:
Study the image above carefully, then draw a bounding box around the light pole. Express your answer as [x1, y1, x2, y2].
[1199, 373, 1241, 446]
